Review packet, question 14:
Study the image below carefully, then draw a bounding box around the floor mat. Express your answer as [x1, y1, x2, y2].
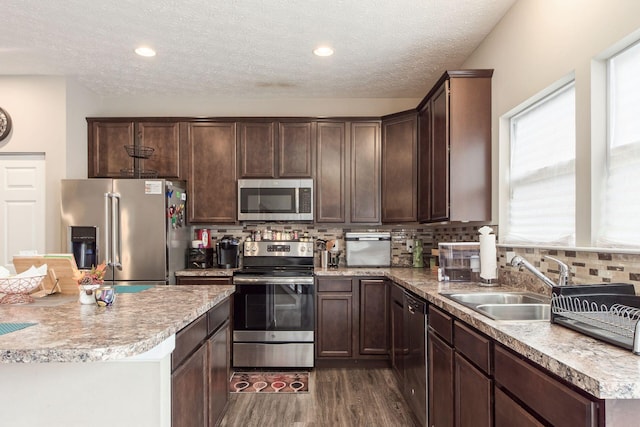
[230, 372, 309, 393]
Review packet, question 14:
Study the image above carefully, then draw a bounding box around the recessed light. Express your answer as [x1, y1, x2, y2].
[313, 46, 334, 57]
[135, 46, 156, 57]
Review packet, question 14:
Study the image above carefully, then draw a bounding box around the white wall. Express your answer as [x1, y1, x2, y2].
[462, 0, 640, 246]
[0, 76, 101, 252]
[97, 95, 420, 117]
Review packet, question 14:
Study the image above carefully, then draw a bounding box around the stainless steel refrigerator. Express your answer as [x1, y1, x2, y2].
[60, 179, 188, 285]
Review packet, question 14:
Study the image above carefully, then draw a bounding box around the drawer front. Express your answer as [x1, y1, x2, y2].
[495, 387, 544, 427]
[428, 305, 453, 345]
[391, 282, 404, 303]
[208, 297, 230, 335]
[454, 320, 492, 374]
[172, 313, 208, 370]
[317, 278, 353, 293]
[494, 345, 598, 427]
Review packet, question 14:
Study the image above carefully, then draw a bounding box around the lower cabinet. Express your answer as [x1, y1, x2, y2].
[172, 298, 231, 427]
[315, 277, 390, 363]
[494, 345, 601, 427]
[428, 304, 604, 427]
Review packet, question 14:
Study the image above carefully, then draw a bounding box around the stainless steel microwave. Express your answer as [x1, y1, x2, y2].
[237, 179, 314, 221]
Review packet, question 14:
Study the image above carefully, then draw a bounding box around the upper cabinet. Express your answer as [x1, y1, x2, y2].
[382, 111, 418, 223]
[350, 121, 381, 223]
[417, 70, 493, 223]
[238, 120, 314, 179]
[238, 121, 277, 178]
[315, 120, 381, 224]
[87, 119, 182, 179]
[186, 122, 237, 224]
[316, 121, 347, 223]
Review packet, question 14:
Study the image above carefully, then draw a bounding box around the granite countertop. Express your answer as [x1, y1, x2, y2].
[317, 267, 640, 400]
[0, 285, 234, 363]
[175, 268, 236, 277]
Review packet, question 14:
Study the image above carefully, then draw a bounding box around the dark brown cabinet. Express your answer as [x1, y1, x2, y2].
[350, 121, 381, 223]
[88, 119, 183, 179]
[494, 345, 601, 427]
[315, 121, 347, 222]
[278, 121, 315, 178]
[238, 121, 277, 178]
[186, 122, 237, 223]
[238, 120, 314, 179]
[417, 70, 493, 223]
[390, 283, 405, 381]
[171, 298, 231, 427]
[359, 279, 390, 355]
[176, 276, 233, 286]
[382, 111, 418, 223]
[428, 306, 455, 427]
[315, 277, 389, 363]
[315, 120, 381, 224]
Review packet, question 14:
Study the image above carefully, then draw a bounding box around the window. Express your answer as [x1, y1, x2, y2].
[505, 82, 576, 245]
[598, 41, 640, 247]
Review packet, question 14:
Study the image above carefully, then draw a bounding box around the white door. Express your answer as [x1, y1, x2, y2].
[0, 154, 46, 273]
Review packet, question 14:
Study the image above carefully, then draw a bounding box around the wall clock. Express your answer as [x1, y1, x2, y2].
[0, 107, 12, 141]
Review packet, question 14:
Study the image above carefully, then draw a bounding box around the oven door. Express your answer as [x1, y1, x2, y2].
[233, 282, 314, 335]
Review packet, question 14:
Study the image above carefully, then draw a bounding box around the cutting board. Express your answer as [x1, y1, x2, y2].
[13, 255, 80, 295]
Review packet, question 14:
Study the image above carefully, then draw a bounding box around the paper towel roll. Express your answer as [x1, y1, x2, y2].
[479, 234, 497, 280]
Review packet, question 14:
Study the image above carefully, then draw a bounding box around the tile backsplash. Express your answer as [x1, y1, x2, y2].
[193, 222, 640, 292]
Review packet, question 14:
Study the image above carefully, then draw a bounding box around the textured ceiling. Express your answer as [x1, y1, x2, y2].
[0, 0, 515, 98]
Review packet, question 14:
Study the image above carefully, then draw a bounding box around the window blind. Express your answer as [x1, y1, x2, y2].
[506, 82, 576, 245]
[598, 41, 640, 247]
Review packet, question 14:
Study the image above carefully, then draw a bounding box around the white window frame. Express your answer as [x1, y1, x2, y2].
[501, 78, 576, 246]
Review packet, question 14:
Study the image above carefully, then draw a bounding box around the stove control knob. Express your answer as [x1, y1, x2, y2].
[300, 246, 306, 253]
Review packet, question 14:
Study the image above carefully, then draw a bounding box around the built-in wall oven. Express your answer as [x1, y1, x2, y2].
[232, 240, 314, 368]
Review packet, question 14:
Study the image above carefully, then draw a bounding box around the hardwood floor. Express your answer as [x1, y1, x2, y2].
[220, 368, 417, 426]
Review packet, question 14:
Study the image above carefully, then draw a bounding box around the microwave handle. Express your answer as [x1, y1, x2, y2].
[295, 187, 299, 214]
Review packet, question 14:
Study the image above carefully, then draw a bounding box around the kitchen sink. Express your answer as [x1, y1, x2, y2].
[445, 292, 548, 305]
[441, 291, 551, 321]
[475, 303, 551, 321]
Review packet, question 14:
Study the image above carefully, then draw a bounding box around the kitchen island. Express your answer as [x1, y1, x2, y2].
[0, 284, 234, 427]
[316, 267, 640, 425]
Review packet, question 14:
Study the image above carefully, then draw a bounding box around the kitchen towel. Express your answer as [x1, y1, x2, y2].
[479, 226, 497, 281]
[115, 285, 153, 294]
[0, 322, 37, 337]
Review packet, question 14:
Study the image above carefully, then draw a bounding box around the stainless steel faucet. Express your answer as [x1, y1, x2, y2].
[509, 255, 570, 288]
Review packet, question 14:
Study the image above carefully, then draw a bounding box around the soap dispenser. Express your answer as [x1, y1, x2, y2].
[413, 239, 424, 268]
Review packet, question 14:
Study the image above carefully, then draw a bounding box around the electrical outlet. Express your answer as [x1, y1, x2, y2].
[406, 239, 414, 252]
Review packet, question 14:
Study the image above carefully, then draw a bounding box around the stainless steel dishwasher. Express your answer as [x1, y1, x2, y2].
[403, 291, 428, 427]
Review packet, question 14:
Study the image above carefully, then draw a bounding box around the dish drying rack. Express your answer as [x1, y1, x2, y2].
[551, 294, 640, 354]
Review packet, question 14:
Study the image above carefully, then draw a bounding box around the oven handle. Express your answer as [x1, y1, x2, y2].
[233, 277, 314, 285]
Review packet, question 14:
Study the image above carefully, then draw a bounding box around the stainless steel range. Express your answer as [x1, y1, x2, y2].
[232, 240, 314, 368]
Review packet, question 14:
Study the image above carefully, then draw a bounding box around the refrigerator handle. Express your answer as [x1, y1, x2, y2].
[112, 192, 123, 270]
[104, 192, 111, 268]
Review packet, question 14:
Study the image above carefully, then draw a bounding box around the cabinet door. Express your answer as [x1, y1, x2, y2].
[428, 330, 454, 427]
[382, 113, 417, 222]
[278, 121, 314, 178]
[359, 279, 389, 355]
[430, 83, 449, 221]
[316, 121, 347, 222]
[138, 121, 182, 179]
[417, 103, 432, 222]
[391, 289, 405, 380]
[495, 387, 544, 427]
[88, 121, 134, 177]
[208, 321, 230, 427]
[172, 344, 207, 427]
[455, 353, 492, 427]
[350, 121, 381, 223]
[316, 293, 353, 358]
[187, 122, 237, 223]
[238, 121, 276, 178]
